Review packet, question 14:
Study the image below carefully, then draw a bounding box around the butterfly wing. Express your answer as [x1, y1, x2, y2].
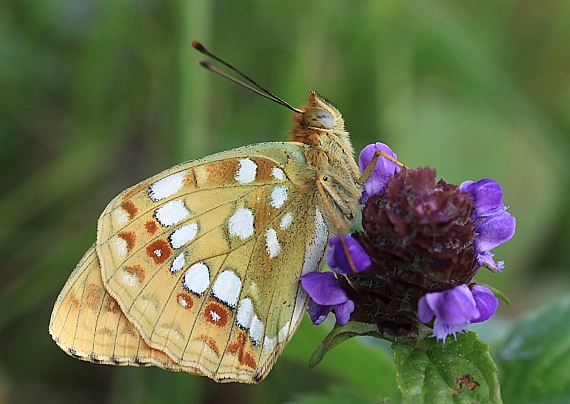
[49, 244, 186, 371]
[96, 142, 331, 382]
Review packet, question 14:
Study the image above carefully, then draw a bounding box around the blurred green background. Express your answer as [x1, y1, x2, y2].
[1, 0, 569, 403]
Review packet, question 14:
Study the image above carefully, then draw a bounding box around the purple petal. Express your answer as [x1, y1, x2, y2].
[460, 178, 505, 217]
[433, 318, 470, 341]
[417, 296, 435, 323]
[359, 143, 400, 201]
[307, 299, 332, 325]
[424, 285, 478, 324]
[333, 299, 355, 326]
[299, 272, 349, 306]
[326, 235, 371, 274]
[474, 212, 516, 252]
[418, 285, 480, 341]
[471, 286, 499, 323]
[476, 250, 501, 271]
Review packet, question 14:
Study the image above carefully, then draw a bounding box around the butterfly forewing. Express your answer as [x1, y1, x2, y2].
[95, 142, 327, 382]
[49, 245, 187, 371]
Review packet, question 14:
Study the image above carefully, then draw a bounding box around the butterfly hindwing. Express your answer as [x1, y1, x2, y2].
[48, 244, 187, 372]
[95, 142, 329, 382]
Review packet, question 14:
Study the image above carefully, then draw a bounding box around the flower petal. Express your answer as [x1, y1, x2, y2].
[326, 235, 371, 274]
[433, 318, 470, 342]
[333, 300, 355, 326]
[307, 299, 331, 325]
[471, 285, 499, 323]
[417, 295, 435, 323]
[476, 250, 500, 271]
[418, 285, 480, 341]
[423, 286, 476, 324]
[460, 178, 505, 217]
[475, 212, 516, 252]
[299, 272, 349, 306]
[359, 143, 400, 201]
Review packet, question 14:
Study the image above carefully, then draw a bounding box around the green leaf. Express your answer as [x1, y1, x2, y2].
[283, 318, 398, 398]
[308, 322, 383, 368]
[496, 297, 570, 403]
[289, 384, 379, 404]
[394, 332, 502, 403]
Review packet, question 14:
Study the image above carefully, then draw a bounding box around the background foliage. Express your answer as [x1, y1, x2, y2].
[1, 0, 569, 402]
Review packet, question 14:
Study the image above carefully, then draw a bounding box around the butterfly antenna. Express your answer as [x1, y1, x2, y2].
[192, 41, 302, 113]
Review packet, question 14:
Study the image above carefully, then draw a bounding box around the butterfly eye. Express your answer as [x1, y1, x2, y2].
[304, 108, 334, 129]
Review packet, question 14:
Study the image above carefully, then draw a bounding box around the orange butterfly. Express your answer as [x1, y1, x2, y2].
[49, 43, 365, 383]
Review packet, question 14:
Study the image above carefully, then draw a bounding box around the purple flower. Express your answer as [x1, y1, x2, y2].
[325, 235, 371, 274]
[359, 143, 400, 202]
[460, 179, 516, 271]
[299, 143, 515, 347]
[471, 285, 499, 323]
[473, 212, 516, 271]
[418, 284, 498, 341]
[460, 179, 506, 217]
[300, 272, 354, 326]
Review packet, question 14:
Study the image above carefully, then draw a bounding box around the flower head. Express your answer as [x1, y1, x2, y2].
[299, 143, 515, 344]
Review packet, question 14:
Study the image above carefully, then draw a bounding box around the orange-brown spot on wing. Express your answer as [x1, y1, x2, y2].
[241, 352, 257, 369]
[184, 168, 197, 188]
[84, 283, 103, 311]
[118, 231, 136, 251]
[227, 331, 257, 369]
[121, 200, 138, 219]
[122, 182, 149, 201]
[103, 295, 120, 314]
[205, 159, 239, 186]
[67, 292, 80, 310]
[146, 240, 171, 264]
[227, 332, 245, 354]
[197, 334, 221, 357]
[203, 302, 228, 327]
[123, 265, 146, 283]
[145, 220, 158, 235]
[251, 158, 279, 181]
[253, 199, 277, 235]
[176, 293, 194, 310]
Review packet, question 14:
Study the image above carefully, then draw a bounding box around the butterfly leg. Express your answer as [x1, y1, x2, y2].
[357, 149, 406, 185]
[315, 177, 359, 274]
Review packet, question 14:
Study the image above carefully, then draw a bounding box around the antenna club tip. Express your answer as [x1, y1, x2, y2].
[199, 60, 212, 68]
[192, 41, 206, 53]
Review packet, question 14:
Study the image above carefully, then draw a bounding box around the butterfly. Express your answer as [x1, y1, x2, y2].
[49, 43, 364, 383]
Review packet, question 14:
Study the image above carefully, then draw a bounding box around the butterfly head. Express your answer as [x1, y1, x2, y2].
[289, 91, 347, 143]
[302, 91, 342, 130]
